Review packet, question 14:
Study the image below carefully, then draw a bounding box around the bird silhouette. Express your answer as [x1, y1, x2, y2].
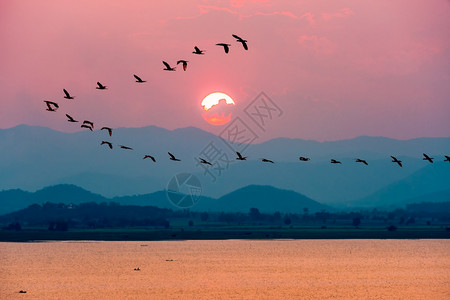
[81, 124, 93, 131]
[143, 155, 156, 162]
[162, 61, 176, 71]
[331, 159, 342, 164]
[96, 82, 107, 90]
[44, 101, 59, 112]
[82, 120, 94, 129]
[101, 127, 112, 136]
[101, 141, 113, 149]
[65, 114, 78, 123]
[261, 158, 274, 163]
[422, 153, 434, 163]
[444, 155, 450, 162]
[133, 74, 146, 83]
[199, 158, 212, 165]
[355, 158, 368, 165]
[192, 46, 205, 55]
[176, 60, 188, 71]
[168, 152, 181, 161]
[236, 152, 247, 161]
[216, 43, 231, 53]
[119, 145, 133, 150]
[232, 34, 248, 50]
[299, 157, 310, 161]
[391, 156, 402, 167]
[63, 89, 74, 99]
[134, 267, 140, 271]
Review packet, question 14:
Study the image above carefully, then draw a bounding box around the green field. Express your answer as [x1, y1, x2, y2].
[1, 226, 449, 242]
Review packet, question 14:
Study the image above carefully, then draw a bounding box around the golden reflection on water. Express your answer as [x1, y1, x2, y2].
[1, 240, 449, 299]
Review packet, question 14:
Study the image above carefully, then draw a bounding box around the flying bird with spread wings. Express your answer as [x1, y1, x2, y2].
[65, 114, 78, 123]
[199, 158, 212, 166]
[63, 89, 74, 99]
[216, 43, 231, 53]
[391, 156, 402, 167]
[299, 157, 310, 162]
[119, 145, 133, 150]
[168, 152, 181, 161]
[44, 101, 59, 112]
[82, 120, 94, 130]
[192, 46, 205, 55]
[422, 153, 434, 163]
[355, 158, 368, 165]
[232, 34, 248, 50]
[162, 61, 176, 71]
[331, 159, 342, 164]
[236, 152, 247, 161]
[133, 74, 146, 83]
[96, 82, 107, 90]
[143, 155, 156, 162]
[101, 141, 113, 149]
[101, 127, 112, 137]
[176, 60, 188, 71]
[81, 124, 93, 131]
[261, 158, 274, 163]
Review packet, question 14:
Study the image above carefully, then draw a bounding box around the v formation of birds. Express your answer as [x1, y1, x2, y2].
[44, 34, 448, 167]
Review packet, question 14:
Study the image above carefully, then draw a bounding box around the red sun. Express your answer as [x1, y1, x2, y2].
[201, 92, 235, 125]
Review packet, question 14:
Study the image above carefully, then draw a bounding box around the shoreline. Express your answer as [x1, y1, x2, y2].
[1, 227, 449, 242]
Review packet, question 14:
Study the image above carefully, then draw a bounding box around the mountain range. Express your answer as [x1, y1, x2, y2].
[0, 125, 449, 206]
[0, 184, 327, 215]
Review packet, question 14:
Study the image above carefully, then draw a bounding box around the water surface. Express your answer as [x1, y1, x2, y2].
[1, 240, 449, 299]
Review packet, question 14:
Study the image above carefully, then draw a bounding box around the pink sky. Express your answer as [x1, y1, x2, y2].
[1, 0, 449, 141]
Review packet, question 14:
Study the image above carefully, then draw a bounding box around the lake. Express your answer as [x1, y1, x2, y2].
[1, 240, 449, 299]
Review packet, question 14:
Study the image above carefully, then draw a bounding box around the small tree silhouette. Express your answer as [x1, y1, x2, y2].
[352, 217, 361, 228]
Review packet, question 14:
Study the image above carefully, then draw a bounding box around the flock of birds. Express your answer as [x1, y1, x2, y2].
[43, 33, 449, 168]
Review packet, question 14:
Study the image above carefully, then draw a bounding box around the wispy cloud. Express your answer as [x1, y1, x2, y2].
[322, 8, 354, 20]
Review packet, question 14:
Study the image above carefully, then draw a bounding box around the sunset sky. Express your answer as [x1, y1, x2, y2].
[1, 0, 449, 141]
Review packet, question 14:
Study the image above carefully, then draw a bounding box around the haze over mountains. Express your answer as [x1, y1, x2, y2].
[0, 125, 449, 207]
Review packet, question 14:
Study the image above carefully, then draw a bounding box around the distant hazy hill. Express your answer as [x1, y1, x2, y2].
[0, 184, 325, 215]
[1, 125, 449, 205]
[352, 163, 450, 208]
[199, 185, 326, 213]
[0, 184, 107, 215]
